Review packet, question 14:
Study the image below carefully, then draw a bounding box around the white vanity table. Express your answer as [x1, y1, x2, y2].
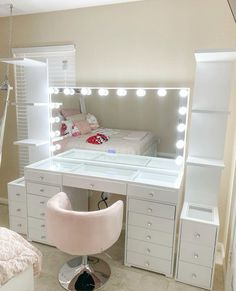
[8, 149, 183, 278]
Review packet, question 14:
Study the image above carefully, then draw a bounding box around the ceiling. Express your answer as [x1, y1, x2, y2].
[0, 0, 143, 17]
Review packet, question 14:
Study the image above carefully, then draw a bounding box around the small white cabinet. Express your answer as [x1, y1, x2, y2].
[176, 203, 219, 290]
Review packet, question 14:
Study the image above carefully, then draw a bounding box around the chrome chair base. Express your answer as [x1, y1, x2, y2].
[58, 256, 111, 291]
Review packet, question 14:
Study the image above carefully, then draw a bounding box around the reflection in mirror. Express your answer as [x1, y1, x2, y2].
[0, 85, 11, 168]
[49, 87, 189, 165]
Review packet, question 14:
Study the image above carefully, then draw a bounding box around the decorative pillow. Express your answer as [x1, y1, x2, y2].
[86, 113, 99, 130]
[71, 124, 81, 137]
[60, 120, 74, 136]
[61, 109, 81, 119]
[74, 120, 92, 135]
[67, 113, 86, 122]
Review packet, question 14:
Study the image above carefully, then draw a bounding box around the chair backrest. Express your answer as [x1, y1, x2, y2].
[46, 192, 123, 256]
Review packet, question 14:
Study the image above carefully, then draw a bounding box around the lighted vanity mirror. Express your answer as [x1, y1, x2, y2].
[50, 87, 189, 165]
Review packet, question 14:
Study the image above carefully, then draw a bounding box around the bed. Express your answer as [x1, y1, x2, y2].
[58, 128, 157, 156]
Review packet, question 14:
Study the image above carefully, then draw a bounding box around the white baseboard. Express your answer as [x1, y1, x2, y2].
[0, 198, 8, 205]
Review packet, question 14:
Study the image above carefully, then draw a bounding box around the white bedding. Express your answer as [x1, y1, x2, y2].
[59, 128, 156, 155]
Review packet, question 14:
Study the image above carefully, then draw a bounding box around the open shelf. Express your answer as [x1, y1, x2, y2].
[187, 156, 224, 168]
[0, 58, 46, 67]
[14, 139, 49, 147]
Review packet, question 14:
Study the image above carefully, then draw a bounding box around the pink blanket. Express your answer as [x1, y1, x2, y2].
[0, 227, 42, 287]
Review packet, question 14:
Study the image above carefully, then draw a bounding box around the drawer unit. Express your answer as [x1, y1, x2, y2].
[128, 225, 173, 247]
[181, 220, 216, 247]
[179, 241, 214, 267]
[9, 216, 27, 234]
[28, 217, 46, 231]
[128, 184, 178, 204]
[27, 182, 60, 198]
[127, 238, 172, 260]
[25, 170, 61, 185]
[126, 251, 171, 275]
[63, 174, 126, 195]
[177, 261, 212, 289]
[9, 201, 27, 218]
[128, 198, 175, 220]
[128, 212, 174, 233]
[8, 178, 26, 202]
[27, 194, 48, 219]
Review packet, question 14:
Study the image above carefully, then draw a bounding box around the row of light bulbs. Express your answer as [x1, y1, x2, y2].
[49, 87, 189, 98]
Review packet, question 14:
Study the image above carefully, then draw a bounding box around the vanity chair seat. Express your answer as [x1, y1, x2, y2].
[46, 192, 123, 291]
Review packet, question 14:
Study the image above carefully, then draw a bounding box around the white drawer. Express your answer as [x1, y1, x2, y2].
[9, 201, 27, 218]
[177, 261, 212, 289]
[179, 241, 214, 268]
[28, 227, 48, 244]
[128, 198, 175, 220]
[127, 238, 172, 260]
[128, 212, 174, 233]
[10, 216, 27, 234]
[25, 170, 61, 185]
[181, 220, 216, 247]
[27, 182, 60, 198]
[128, 225, 173, 247]
[126, 251, 171, 275]
[63, 175, 126, 195]
[28, 217, 46, 231]
[128, 184, 178, 204]
[27, 194, 48, 219]
[8, 181, 26, 202]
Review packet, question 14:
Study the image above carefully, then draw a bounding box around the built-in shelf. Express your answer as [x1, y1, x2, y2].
[12, 102, 62, 107]
[187, 156, 224, 168]
[0, 58, 46, 67]
[192, 109, 230, 114]
[14, 139, 49, 147]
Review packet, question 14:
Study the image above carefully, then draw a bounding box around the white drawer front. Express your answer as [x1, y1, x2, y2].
[128, 212, 174, 233]
[25, 170, 61, 185]
[63, 175, 126, 195]
[10, 216, 27, 234]
[28, 227, 48, 244]
[27, 194, 48, 219]
[179, 241, 214, 267]
[9, 201, 27, 218]
[127, 238, 172, 260]
[27, 182, 60, 198]
[127, 251, 171, 275]
[177, 261, 212, 289]
[8, 185, 26, 202]
[28, 217, 46, 231]
[128, 198, 175, 220]
[128, 184, 178, 204]
[181, 220, 216, 246]
[128, 225, 173, 247]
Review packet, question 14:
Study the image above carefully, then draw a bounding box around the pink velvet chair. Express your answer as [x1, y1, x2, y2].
[46, 192, 123, 291]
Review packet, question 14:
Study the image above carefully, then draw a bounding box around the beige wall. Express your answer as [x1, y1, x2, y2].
[0, 0, 236, 249]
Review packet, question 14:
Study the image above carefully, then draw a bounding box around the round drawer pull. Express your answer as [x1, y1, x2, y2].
[148, 192, 154, 197]
[146, 248, 151, 254]
[17, 224, 22, 227]
[40, 201, 45, 205]
[41, 235, 46, 239]
[192, 273, 197, 279]
[16, 193, 21, 196]
[145, 261, 150, 267]
[146, 235, 151, 240]
[147, 222, 152, 227]
[194, 253, 199, 259]
[147, 208, 152, 213]
[41, 224, 46, 228]
[194, 233, 201, 239]
[40, 213, 45, 217]
[16, 208, 21, 212]
[40, 189, 44, 192]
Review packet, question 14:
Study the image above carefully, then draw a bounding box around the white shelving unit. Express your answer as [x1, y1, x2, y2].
[176, 50, 236, 290]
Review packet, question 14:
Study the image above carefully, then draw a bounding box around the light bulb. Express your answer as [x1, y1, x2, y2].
[81, 88, 92, 96]
[179, 89, 188, 98]
[55, 144, 61, 150]
[176, 140, 185, 149]
[54, 103, 61, 109]
[55, 130, 60, 137]
[63, 88, 70, 95]
[48, 87, 54, 94]
[157, 88, 167, 97]
[98, 88, 109, 96]
[54, 117, 60, 123]
[177, 123, 186, 132]
[117, 89, 127, 97]
[176, 156, 184, 166]
[179, 106, 187, 115]
[50, 131, 55, 138]
[53, 88, 59, 94]
[136, 89, 146, 97]
[70, 88, 75, 95]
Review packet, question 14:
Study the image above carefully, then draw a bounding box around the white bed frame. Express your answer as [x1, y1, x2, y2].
[1, 266, 34, 291]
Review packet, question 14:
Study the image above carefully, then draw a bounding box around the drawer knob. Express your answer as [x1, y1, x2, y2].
[194, 233, 201, 239]
[40, 189, 44, 192]
[194, 253, 199, 259]
[90, 184, 95, 189]
[40, 201, 45, 205]
[146, 235, 151, 240]
[41, 224, 46, 228]
[148, 192, 154, 197]
[40, 213, 45, 217]
[146, 248, 151, 254]
[147, 208, 152, 213]
[41, 235, 46, 239]
[16, 193, 21, 196]
[192, 273, 197, 279]
[145, 261, 150, 267]
[16, 208, 21, 212]
[40, 176, 44, 180]
[17, 224, 22, 227]
[147, 222, 152, 227]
